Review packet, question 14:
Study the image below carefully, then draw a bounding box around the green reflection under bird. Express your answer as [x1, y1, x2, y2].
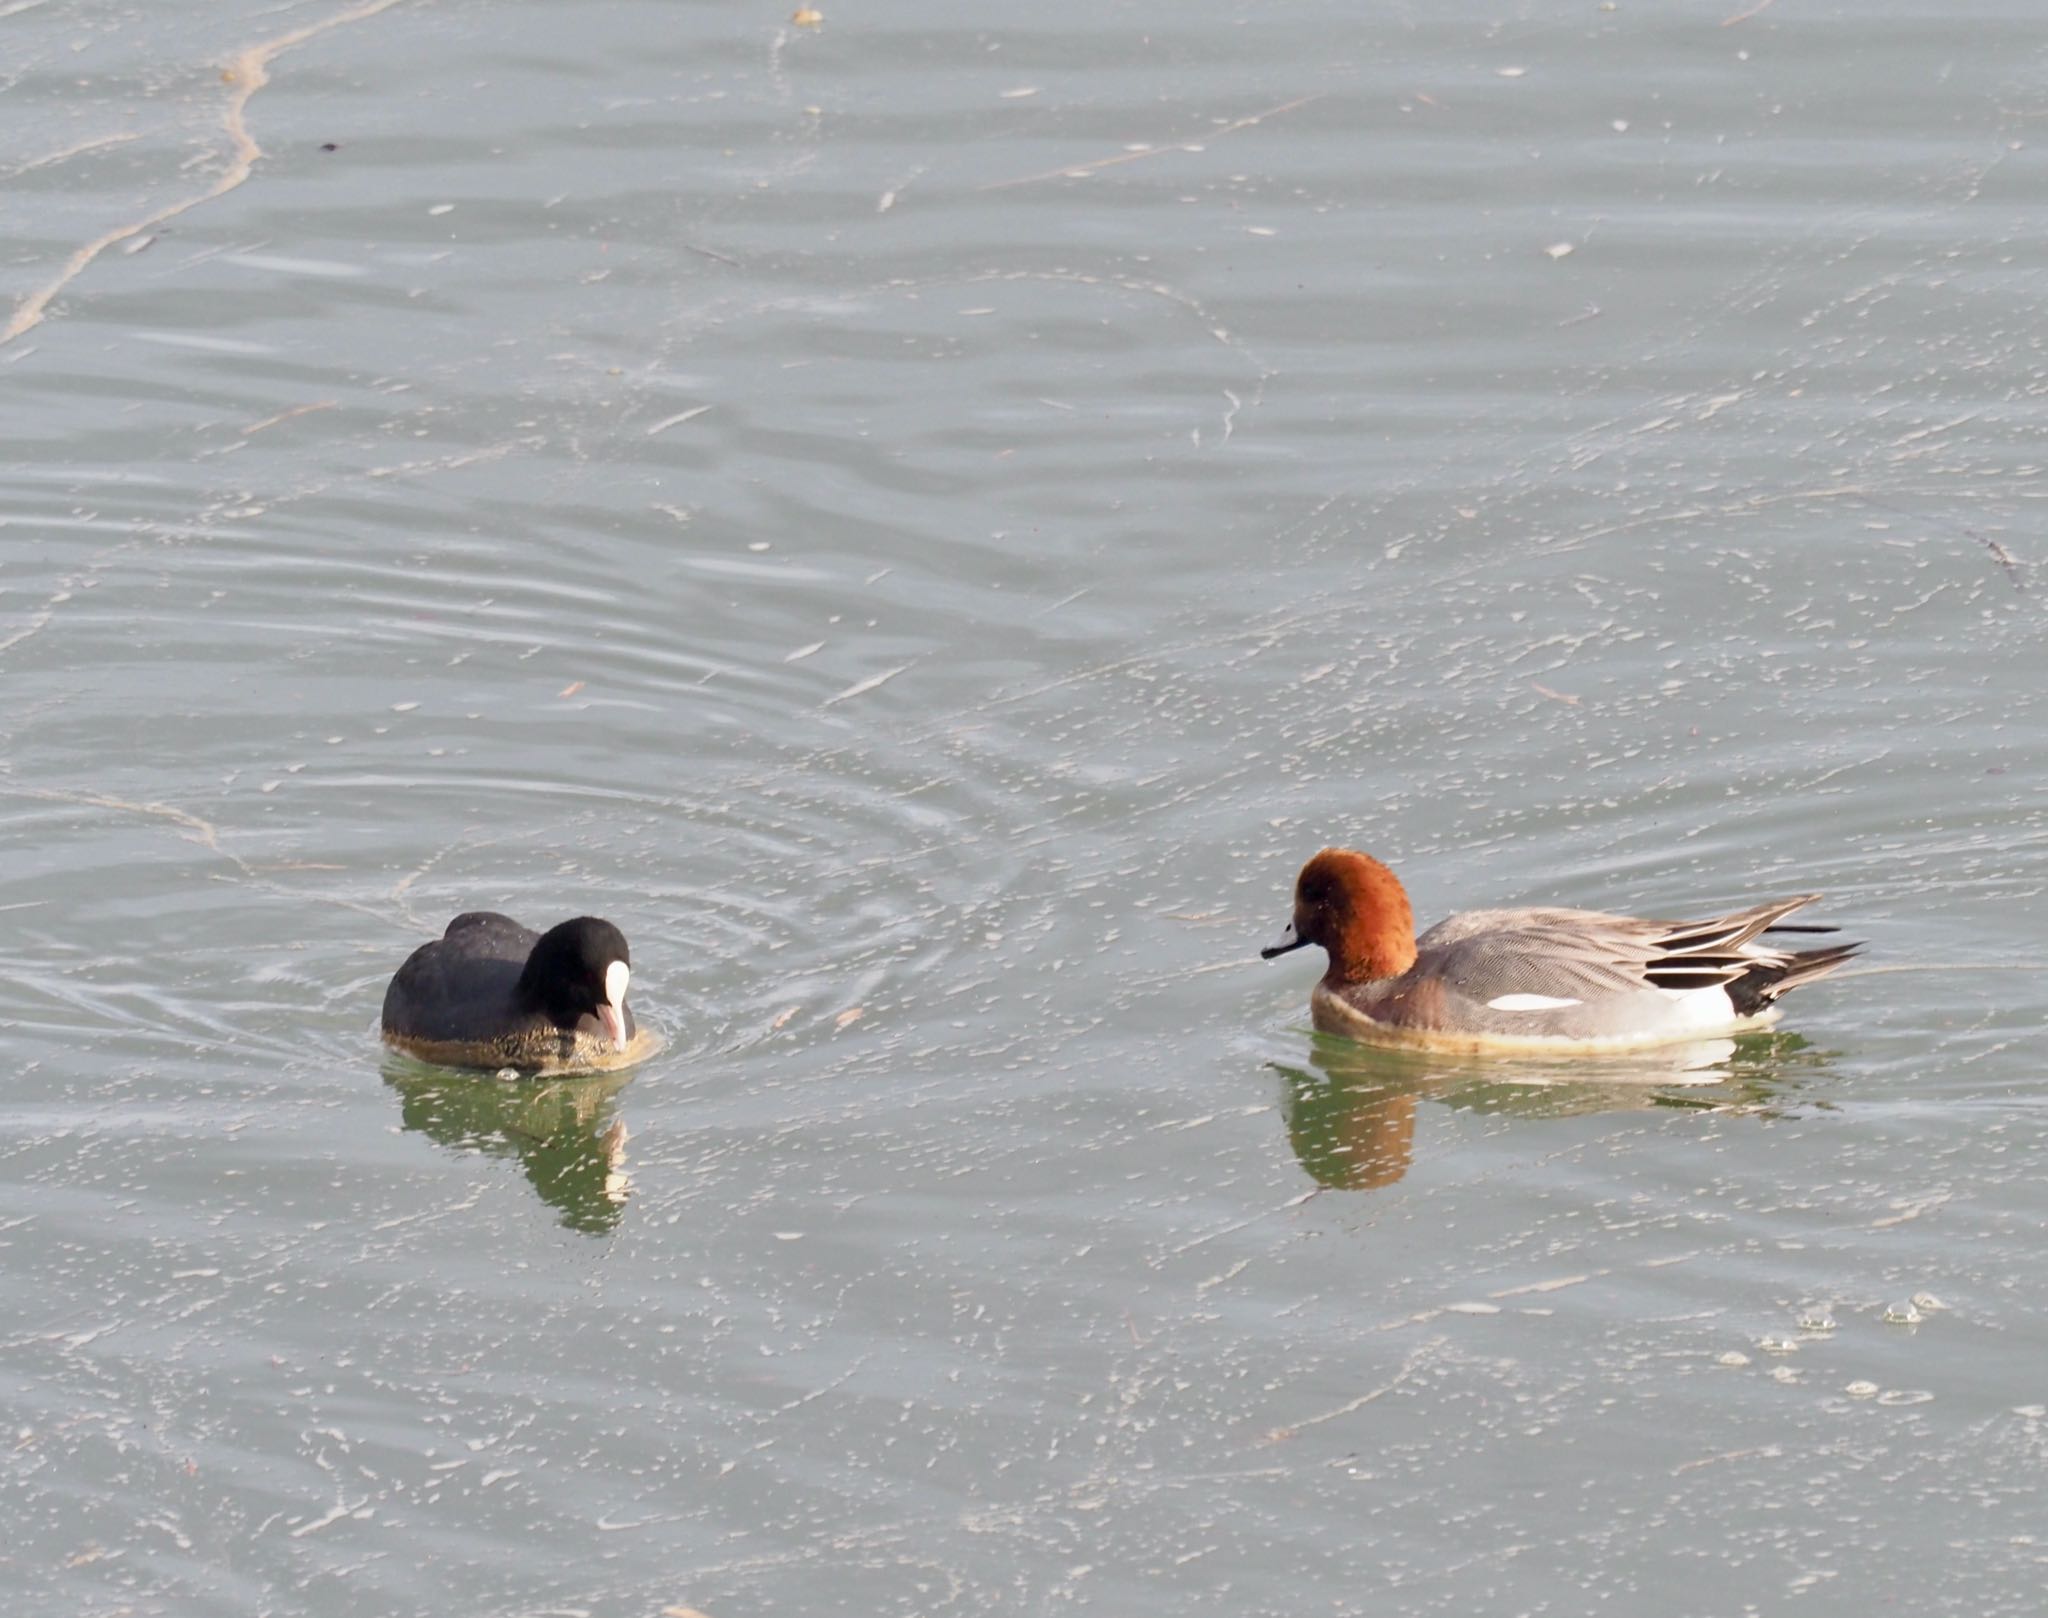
[383, 1055, 636, 1235]
[1274, 1028, 1834, 1192]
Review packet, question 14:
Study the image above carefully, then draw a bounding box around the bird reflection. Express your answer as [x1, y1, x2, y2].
[1275, 1031, 1828, 1191]
[383, 1055, 636, 1234]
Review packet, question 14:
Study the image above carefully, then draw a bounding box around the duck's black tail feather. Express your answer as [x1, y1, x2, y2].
[1726, 940, 1864, 1017]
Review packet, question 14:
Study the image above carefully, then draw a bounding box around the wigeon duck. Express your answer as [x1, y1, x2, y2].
[1263, 849, 1859, 1054]
[382, 913, 646, 1071]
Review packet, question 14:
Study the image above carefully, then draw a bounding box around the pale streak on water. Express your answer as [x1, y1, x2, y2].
[3, 1, 2046, 1613]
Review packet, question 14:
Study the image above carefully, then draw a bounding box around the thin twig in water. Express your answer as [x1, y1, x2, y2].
[1720, 0, 1777, 23]
[0, 785, 405, 930]
[243, 401, 335, 436]
[1265, 1339, 1443, 1442]
[1972, 531, 2027, 593]
[645, 405, 713, 437]
[821, 663, 913, 708]
[0, 132, 140, 183]
[1674, 1443, 1783, 1475]
[2, 0, 409, 346]
[980, 93, 1324, 192]
[1161, 1187, 1320, 1261]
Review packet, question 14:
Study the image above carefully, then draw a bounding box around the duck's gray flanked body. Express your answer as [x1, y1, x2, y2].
[1267, 849, 1861, 1055]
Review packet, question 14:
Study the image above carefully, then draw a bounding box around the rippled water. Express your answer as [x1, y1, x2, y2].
[5, 1, 2046, 1613]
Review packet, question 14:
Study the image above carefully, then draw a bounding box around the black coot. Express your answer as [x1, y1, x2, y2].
[381, 913, 636, 1070]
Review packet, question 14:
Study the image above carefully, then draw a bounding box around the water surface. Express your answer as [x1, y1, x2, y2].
[4, 1, 2045, 1613]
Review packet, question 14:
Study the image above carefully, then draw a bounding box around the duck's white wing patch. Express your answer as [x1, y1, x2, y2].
[1486, 992, 1584, 1012]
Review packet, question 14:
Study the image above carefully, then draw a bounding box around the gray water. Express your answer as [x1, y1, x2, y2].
[4, 1, 2046, 1613]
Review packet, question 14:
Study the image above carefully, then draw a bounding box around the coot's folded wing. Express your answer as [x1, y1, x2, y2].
[382, 915, 537, 1043]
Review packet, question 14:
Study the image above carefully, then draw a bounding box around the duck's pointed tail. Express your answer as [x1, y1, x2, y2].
[1726, 936, 1863, 1017]
[1639, 894, 1861, 1015]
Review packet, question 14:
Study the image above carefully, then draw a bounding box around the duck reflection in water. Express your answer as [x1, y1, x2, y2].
[383, 1055, 637, 1234]
[1274, 1030, 1831, 1191]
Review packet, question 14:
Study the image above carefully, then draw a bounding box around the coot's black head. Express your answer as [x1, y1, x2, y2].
[515, 917, 632, 1051]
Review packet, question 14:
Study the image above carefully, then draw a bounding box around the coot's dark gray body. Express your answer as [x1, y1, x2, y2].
[381, 912, 637, 1071]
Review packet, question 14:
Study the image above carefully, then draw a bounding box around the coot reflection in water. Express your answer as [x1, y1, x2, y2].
[1273, 1031, 1838, 1192]
[382, 1056, 637, 1235]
